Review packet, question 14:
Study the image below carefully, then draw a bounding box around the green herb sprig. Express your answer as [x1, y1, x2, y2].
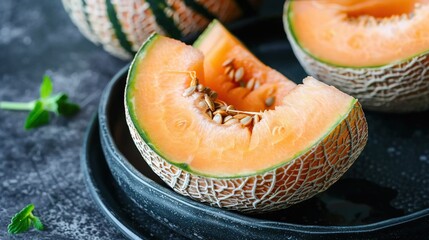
[7, 204, 44, 234]
[0, 75, 80, 129]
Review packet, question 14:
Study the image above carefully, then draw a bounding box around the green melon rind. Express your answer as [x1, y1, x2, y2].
[184, 0, 217, 21]
[105, 0, 134, 54]
[81, 0, 96, 37]
[284, 0, 429, 69]
[126, 32, 358, 179]
[146, 0, 183, 39]
[193, 19, 247, 49]
[193, 19, 219, 48]
[126, 33, 192, 172]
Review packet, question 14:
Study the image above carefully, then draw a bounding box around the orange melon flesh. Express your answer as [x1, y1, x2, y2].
[127, 33, 356, 177]
[288, 0, 429, 67]
[194, 21, 296, 112]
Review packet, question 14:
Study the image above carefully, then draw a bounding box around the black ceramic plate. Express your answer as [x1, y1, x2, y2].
[88, 16, 429, 239]
[82, 115, 189, 239]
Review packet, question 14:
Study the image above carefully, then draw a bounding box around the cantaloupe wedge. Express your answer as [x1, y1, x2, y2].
[284, 0, 429, 112]
[125, 22, 368, 212]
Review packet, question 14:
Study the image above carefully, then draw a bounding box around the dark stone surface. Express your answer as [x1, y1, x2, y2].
[0, 0, 126, 239]
[0, 0, 284, 239]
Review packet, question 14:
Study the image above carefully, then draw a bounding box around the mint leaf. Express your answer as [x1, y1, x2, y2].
[32, 216, 44, 231]
[40, 75, 53, 99]
[24, 101, 50, 130]
[0, 75, 80, 130]
[7, 204, 44, 234]
[55, 94, 80, 116]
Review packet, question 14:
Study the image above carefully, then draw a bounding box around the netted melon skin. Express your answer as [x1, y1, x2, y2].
[62, 0, 253, 59]
[283, 4, 429, 113]
[125, 102, 368, 213]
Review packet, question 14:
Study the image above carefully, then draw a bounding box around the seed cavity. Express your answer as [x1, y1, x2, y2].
[180, 68, 266, 127]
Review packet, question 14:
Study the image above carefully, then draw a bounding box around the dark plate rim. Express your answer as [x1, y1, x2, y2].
[99, 65, 429, 235]
[81, 114, 147, 240]
[97, 16, 429, 235]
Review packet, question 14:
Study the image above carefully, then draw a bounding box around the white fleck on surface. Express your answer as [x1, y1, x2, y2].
[0, 25, 26, 44]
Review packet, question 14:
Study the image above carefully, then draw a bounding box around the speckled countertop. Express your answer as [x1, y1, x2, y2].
[0, 0, 282, 239]
[0, 0, 129, 239]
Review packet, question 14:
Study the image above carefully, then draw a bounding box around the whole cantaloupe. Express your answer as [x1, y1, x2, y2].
[62, 0, 260, 59]
[284, 0, 429, 112]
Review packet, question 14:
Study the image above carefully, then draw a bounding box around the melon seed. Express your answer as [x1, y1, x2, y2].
[218, 105, 227, 111]
[222, 58, 234, 67]
[206, 109, 213, 118]
[198, 100, 207, 109]
[253, 115, 260, 124]
[204, 94, 215, 111]
[240, 116, 252, 126]
[213, 113, 223, 124]
[182, 85, 196, 97]
[254, 80, 261, 90]
[246, 78, 255, 90]
[224, 115, 233, 122]
[234, 67, 244, 82]
[228, 69, 235, 80]
[197, 84, 205, 92]
[224, 118, 239, 125]
[224, 66, 233, 75]
[213, 109, 227, 117]
[265, 96, 275, 107]
[234, 114, 248, 120]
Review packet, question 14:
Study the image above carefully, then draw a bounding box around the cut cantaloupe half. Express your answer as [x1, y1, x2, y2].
[125, 21, 368, 212]
[284, 0, 429, 112]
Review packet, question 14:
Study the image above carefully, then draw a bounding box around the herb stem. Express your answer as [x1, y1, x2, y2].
[0, 101, 35, 111]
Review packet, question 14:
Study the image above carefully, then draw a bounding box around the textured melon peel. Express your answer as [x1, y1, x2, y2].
[125, 33, 368, 212]
[62, 0, 259, 59]
[284, 0, 429, 112]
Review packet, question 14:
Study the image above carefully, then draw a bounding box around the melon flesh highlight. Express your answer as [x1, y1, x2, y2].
[289, 0, 429, 67]
[128, 35, 355, 177]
